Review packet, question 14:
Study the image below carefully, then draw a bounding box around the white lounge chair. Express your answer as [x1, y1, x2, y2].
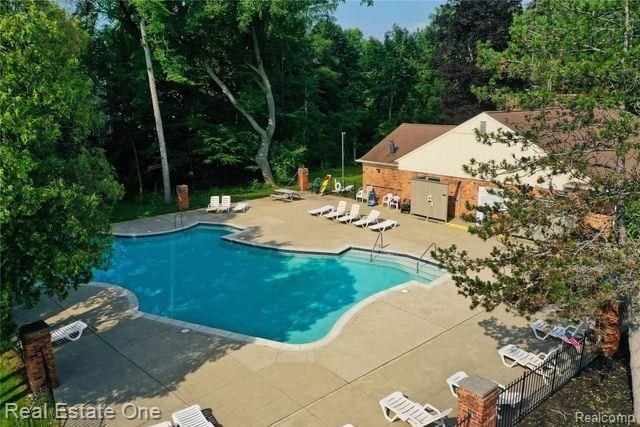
[324, 201, 347, 220]
[530, 319, 587, 341]
[331, 181, 343, 194]
[51, 320, 88, 343]
[353, 210, 381, 228]
[232, 202, 249, 213]
[337, 204, 361, 223]
[381, 193, 393, 207]
[446, 371, 468, 397]
[217, 196, 231, 213]
[499, 344, 559, 382]
[344, 185, 354, 193]
[205, 196, 219, 213]
[370, 219, 398, 232]
[172, 405, 213, 427]
[379, 392, 451, 427]
[446, 372, 523, 409]
[308, 205, 334, 216]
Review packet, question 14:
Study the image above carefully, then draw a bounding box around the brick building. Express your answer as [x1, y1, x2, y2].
[357, 111, 580, 220]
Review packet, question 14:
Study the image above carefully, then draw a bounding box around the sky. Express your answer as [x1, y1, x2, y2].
[334, 0, 446, 40]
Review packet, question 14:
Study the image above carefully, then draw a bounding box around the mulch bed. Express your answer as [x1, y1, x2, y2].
[520, 337, 634, 426]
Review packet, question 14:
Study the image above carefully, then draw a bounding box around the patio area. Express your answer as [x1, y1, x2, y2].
[14, 194, 558, 426]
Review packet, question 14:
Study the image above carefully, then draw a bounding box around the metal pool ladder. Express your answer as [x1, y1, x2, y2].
[370, 231, 385, 261]
[174, 213, 185, 228]
[416, 242, 437, 273]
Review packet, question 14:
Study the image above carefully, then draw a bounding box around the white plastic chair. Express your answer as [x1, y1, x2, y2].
[381, 193, 393, 207]
[308, 205, 334, 216]
[51, 321, 88, 344]
[232, 203, 249, 213]
[324, 201, 347, 220]
[205, 196, 219, 213]
[353, 210, 381, 228]
[379, 392, 451, 427]
[369, 219, 398, 232]
[171, 405, 213, 427]
[337, 204, 361, 224]
[390, 195, 400, 210]
[217, 196, 231, 213]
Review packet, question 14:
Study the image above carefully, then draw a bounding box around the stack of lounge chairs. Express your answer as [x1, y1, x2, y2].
[205, 196, 249, 213]
[307, 201, 399, 231]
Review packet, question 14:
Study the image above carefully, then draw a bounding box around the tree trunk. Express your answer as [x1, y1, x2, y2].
[140, 19, 171, 204]
[630, 298, 640, 420]
[620, 0, 640, 417]
[202, 27, 276, 186]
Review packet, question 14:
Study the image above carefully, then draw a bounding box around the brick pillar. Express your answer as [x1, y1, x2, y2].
[19, 321, 59, 393]
[176, 185, 189, 211]
[298, 167, 309, 191]
[456, 374, 500, 427]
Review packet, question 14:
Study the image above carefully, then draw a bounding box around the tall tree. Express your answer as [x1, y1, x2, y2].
[0, 0, 123, 344]
[139, 18, 171, 203]
[434, 0, 640, 416]
[429, 0, 521, 122]
[140, 0, 339, 185]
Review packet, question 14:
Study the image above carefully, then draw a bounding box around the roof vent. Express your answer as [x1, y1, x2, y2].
[388, 140, 398, 154]
[479, 121, 487, 134]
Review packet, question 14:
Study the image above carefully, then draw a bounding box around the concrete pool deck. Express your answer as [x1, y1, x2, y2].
[13, 194, 558, 426]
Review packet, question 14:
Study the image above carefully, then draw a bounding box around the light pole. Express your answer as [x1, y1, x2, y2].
[341, 131, 345, 186]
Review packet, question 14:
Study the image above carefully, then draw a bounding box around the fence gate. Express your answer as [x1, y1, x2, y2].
[496, 337, 599, 426]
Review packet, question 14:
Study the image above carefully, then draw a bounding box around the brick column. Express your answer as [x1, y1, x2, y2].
[456, 374, 500, 427]
[19, 321, 59, 393]
[176, 185, 189, 211]
[298, 167, 309, 191]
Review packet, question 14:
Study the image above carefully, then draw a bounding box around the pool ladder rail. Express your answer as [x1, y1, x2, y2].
[174, 213, 185, 228]
[416, 242, 437, 274]
[370, 231, 385, 262]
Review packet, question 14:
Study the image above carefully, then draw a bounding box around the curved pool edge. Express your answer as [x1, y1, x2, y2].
[87, 275, 452, 351]
[103, 221, 450, 351]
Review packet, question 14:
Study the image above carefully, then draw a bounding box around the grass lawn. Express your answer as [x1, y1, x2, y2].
[1, 350, 39, 426]
[110, 164, 363, 223]
[1, 349, 58, 427]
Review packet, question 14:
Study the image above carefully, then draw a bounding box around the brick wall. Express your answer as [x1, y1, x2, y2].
[362, 164, 492, 218]
[19, 321, 59, 393]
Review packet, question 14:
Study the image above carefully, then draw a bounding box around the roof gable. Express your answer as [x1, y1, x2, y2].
[358, 123, 455, 165]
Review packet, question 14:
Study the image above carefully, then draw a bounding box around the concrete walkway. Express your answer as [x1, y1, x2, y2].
[14, 194, 556, 426]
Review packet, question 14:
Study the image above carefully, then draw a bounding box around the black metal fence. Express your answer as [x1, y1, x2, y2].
[496, 336, 599, 426]
[453, 410, 472, 427]
[10, 345, 58, 427]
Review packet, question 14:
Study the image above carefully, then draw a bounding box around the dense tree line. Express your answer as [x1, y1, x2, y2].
[74, 0, 520, 196]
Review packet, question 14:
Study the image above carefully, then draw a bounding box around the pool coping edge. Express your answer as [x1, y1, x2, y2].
[100, 221, 451, 351]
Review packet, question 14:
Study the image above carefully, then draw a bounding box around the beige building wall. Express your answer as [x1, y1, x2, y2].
[396, 113, 577, 190]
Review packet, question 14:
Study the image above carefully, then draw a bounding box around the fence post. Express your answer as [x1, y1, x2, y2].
[19, 321, 59, 393]
[549, 349, 560, 391]
[578, 336, 586, 370]
[456, 374, 501, 427]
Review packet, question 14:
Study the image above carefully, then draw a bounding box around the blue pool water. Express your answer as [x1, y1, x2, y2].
[94, 225, 443, 344]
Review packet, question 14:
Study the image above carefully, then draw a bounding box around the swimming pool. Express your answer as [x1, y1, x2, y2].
[94, 225, 445, 344]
